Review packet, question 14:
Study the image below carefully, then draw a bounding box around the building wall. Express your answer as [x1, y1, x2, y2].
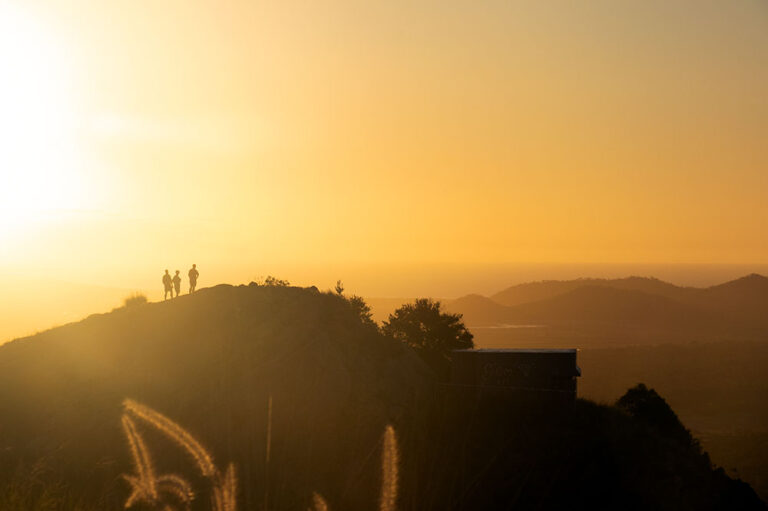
[451, 349, 580, 399]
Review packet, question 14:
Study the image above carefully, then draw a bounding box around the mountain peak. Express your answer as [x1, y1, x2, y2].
[740, 273, 767, 282]
[706, 273, 768, 291]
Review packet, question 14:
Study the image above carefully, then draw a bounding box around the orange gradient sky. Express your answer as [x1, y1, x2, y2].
[1, 0, 767, 300]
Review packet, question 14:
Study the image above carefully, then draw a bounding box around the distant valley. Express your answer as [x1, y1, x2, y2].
[370, 273, 768, 349]
[368, 274, 768, 500]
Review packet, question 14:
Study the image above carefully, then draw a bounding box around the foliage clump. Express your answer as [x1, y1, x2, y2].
[346, 295, 375, 328]
[123, 293, 148, 308]
[255, 276, 290, 287]
[617, 383, 703, 452]
[382, 298, 473, 379]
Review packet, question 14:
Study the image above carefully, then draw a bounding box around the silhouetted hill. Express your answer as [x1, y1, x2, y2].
[703, 273, 768, 299]
[694, 274, 768, 324]
[450, 285, 718, 330]
[451, 275, 768, 335]
[578, 341, 768, 501]
[0, 283, 432, 510]
[507, 285, 714, 326]
[0, 274, 132, 343]
[426, 384, 766, 511]
[444, 294, 513, 326]
[490, 276, 694, 307]
[0, 283, 763, 510]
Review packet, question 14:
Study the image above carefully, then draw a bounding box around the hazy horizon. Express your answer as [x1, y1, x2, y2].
[2, 0, 767, 300]
[2, 261, 766, 343]
[2, 1, 768, 506]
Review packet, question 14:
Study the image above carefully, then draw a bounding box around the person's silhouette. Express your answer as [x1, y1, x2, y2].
[162, 270, 173, 300]
[188, 264, 199, 294]
[172, 270, 182, 298]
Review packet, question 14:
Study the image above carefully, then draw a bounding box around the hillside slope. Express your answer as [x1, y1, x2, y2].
[450, 285, 724, 332]
[490, 276, 695, 306]
[451, 275, 768, 336]
[444, 294, 514, 326]
[694, 274, 768, 323]
[0, 283, 432, 511]
[506, 285, 717, 326]
[0, 283, 763, 510]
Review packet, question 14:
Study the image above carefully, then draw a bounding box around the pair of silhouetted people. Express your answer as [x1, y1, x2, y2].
[163, 264, 198, 300]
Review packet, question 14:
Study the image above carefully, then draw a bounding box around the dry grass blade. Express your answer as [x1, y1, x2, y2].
[264, 395, 272, 511]
[122, 399, 237, 511]
[122, 415, 158, 506]
[379, 424, 399, 511]
[157, 474, 195, 507]
[218, 463, 238, 511]
[212, 486, 224, 511]
[311, 492, 329, 511]
[124, 399, 217, 478]
[122, 415, 196, 510]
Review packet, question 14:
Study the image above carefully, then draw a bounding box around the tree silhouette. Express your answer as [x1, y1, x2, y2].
[617, 383, 702, 451]
[347, 294, 375, 328]
[382, 298, 473, 379]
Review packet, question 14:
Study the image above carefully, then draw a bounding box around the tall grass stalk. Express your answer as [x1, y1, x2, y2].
[264, 395, 273, 511]
[311, 423, 400, 511]
[122, 399, 236, 511]
[379, 425, 399, 511]
[122, 415, 158, 504]
[124, 399, 217, 478]
[155, 474, 194, 508]
[122, 415, 194, 510]
[312, 492, 329, 511]
[120, 401, 398, 511]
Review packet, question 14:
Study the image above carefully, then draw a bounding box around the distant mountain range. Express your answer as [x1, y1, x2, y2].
[444, 274, 768, 333]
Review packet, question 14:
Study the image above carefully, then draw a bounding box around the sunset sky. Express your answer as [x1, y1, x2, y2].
[1, 0, 767, 306]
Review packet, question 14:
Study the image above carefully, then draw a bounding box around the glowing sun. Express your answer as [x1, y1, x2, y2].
[0, 4, 90, 239]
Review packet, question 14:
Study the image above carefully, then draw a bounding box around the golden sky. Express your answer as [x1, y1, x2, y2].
[1, 0, 767, 296]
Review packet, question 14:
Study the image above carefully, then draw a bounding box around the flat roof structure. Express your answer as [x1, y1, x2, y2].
[450, 348, 581, 400]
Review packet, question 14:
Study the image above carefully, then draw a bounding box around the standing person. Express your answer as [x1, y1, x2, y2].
[172, 270, 182, 298]
[162, 270, 173, 300]
[188, 264, 199, 294]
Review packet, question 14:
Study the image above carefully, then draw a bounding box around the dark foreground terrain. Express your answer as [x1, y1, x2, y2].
[416, 274, 768, 501]
[0, 284, 764, 510]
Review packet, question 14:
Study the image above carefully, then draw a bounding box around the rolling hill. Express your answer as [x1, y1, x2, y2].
[0, 283, 431, 511]
[449, 274, 768, 336]
[694, 274, 768, 322]
[0, 282, 764, 510]
[444, 293, 515, 325]
[506, 285, 714, 325]
[490, 276, 696, 307]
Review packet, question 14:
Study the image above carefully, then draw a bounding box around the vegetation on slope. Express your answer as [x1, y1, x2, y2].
[0, 283, 763, 510]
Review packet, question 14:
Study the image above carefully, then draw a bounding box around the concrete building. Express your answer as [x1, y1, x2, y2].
[451, 349, 581, 401]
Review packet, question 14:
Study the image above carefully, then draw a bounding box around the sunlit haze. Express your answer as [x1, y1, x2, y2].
[3, 3, 768, 508]
[1, 0, 767, 339]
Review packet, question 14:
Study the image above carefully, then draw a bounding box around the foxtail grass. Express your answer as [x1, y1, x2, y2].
[264, 395, 273, 511]
[379, 425, 399, 511]
[120, 400, 399, 511]
[121, 415, 194, 510]
[312, 492, 329, 511]
[122, 415, 158, 506]
[312, 423, 400, 511]
[124, 399, 217, 478]
[122, 399, 236, 511]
